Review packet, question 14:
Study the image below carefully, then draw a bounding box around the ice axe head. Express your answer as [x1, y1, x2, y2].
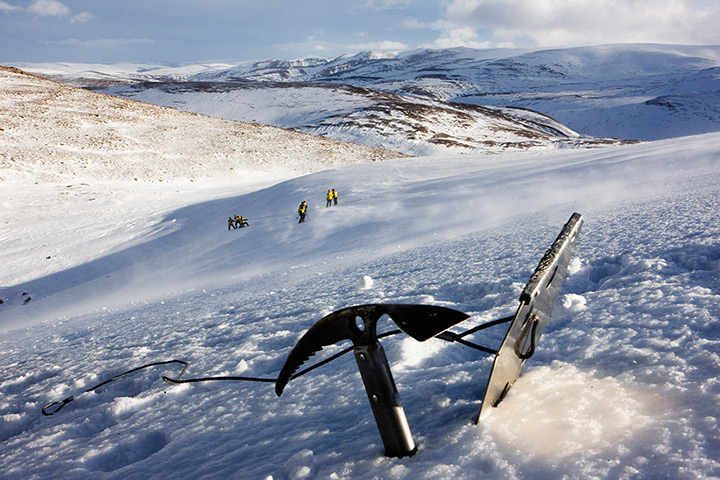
[275, 303, 469, 396]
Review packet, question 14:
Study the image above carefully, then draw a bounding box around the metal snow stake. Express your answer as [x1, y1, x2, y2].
[275, 304, 469, 458]
[473, 212, 583, 420]
[276, 213, 583, 456]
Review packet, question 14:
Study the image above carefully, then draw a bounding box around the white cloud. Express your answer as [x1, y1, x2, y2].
[28, 0, 69, 17]
[361, 0, 413, 9]
[14, 0, 92, 24]
[403, 18, 493, 49]
[427, 26, 493, 49]
[0, 1, 20, 12]
[305, 30, 325, 42]
[403, 18, 450, 31]
[436, 0, 720, 47]
[404, 17, 502, 49]
[274, 36, 407, 58]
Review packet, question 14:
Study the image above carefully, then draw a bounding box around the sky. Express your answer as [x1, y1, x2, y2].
[1, 0, 720, 64]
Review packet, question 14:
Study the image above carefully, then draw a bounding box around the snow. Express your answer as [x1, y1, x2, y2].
[1, 64, 720, 479]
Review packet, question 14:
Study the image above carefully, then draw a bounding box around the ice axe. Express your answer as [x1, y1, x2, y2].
[276, 303, 469, 458]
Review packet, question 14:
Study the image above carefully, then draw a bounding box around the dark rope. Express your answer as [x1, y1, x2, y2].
[455, 315, 513, 338]
[434, 315, 514, 355]
[42, 360, 189, 416]
[436, 331, 499, 355]
[41, 316, 508, 417]
[161, 375, 276, 385]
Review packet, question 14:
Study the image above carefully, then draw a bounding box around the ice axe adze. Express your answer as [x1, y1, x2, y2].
[275, 304, 469, 458]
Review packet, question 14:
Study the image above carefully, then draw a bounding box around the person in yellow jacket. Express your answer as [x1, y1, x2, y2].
[326, 189, 333, 207]
[332, 188, 338, 206]
[235, 214, 249, 228]
[228, 216, 236, 230]
[298, 201, 307, 223]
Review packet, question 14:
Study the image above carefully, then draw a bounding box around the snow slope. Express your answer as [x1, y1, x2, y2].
[1, 125, 719, 478]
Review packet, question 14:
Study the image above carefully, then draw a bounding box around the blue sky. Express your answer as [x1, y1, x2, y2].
[2, 0, 720, 64]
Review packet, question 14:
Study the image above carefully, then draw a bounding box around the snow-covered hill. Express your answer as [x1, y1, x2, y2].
[98, 80, 622, 156]
[1, 46, 719, 479]
[177, 43, 720, 142]
[17, 44, 720, 143]
[0, 66, 404, 183]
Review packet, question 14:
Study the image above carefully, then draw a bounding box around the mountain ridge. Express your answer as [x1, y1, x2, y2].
[17, 43, 717, 144]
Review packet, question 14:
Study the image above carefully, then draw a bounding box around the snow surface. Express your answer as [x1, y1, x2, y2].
[1, 58, 720, 479]
[2, 129, 719, 478]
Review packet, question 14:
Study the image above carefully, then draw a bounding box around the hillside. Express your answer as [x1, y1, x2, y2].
[0, 66, 405, 184]
[97, 80, 622, 155]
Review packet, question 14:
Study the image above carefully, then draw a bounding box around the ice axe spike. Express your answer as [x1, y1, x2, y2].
[275, 303, 469, 457]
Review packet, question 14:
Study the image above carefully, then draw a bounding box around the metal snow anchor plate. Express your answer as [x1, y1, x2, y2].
[276, 303, 469, 457]
[477, 212, 583, 421]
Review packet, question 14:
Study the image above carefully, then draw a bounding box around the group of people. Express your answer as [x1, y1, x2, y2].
[325, 189, 338, 207]
[228, 214, 249, 230]
[299, 188, 339, 223]
[229, 188, 339, 229]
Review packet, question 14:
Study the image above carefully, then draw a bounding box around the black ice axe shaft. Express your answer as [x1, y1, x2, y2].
[275, 304, 469, 458]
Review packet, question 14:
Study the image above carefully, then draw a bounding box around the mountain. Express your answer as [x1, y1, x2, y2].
[175, 43, 720, 142]
[17, 44, 720, 145]
[0, 66, 405, 184]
